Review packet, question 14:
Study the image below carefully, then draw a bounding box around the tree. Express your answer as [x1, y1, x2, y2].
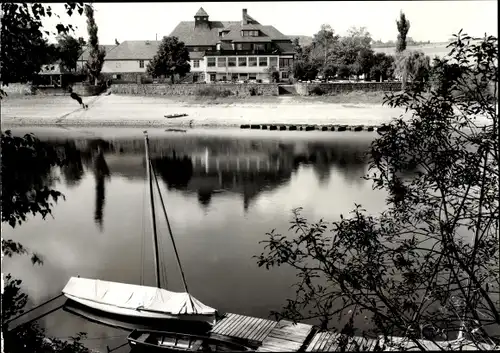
[293, 60, 319, 81]
[396, 11, 410, 53]
[312, 24, 339, 70]
[84, 4, 105, 85]
[292, 37, 303, 58]
[256, 33, 499, 349]
[57, 35, 86, 73]
[266, 66, 280, 83]
[330, 27, 373, 79]
[0, 2, 84, 91]
[1, 131, 92, 353]
[147, 36, 190, 84]
[370, 52, 396, 82]
[354, 48, 375, 80]
[395, 50, 431, 88]
[322, 62, 337, 80]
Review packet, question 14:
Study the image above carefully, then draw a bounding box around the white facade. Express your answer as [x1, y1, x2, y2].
[202, 55, 292, 82]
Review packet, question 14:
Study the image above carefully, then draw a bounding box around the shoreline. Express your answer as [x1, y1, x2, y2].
[1, 94, 406, 129]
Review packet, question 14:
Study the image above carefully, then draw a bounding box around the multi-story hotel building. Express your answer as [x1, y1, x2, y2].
[169, 7, 295, 83]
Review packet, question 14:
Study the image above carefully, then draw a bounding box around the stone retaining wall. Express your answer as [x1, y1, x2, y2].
[72, 84, 105, 96]
[294, 82, 402, 95]
[1, 83, 34, 96]
[110, 83, 280, 97]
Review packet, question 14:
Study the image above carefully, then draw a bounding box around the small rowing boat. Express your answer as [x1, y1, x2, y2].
[165, 113, 188, 119]
[128, 329, 252, 352]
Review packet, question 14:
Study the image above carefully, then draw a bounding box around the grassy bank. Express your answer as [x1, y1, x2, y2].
[111, 90, 391, 105]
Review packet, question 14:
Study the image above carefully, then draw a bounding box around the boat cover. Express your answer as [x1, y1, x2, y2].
[62, 277, 216, 316]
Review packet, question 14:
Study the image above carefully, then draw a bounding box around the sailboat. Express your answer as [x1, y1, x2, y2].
[62, 132, 217, 326]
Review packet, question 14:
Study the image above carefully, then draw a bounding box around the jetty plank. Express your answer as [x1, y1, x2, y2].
[231, 316, 261, 338]
[248, 319, 278, 342]
[305, 331, 323, 352]
[257, 320, 313, 352]
[226, 315, 254, 337]
[211, 313, 237, 335]
[220, 314, 247, 336]
[210, 313, 277, 345]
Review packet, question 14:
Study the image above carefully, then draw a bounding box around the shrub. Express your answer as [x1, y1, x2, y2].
[310, 85, 325, 95]
[196, 87, 233, 97]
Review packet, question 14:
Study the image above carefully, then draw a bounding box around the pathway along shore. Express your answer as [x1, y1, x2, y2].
[1, 94, 408, 129]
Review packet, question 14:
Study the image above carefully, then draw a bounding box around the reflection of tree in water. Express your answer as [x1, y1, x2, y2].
[93, 148, 110, 231]
[60, 141, 85, 188]
[151, 151, 193, 190]
[197, 188, 213, 208]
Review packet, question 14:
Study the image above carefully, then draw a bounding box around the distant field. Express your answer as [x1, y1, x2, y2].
[373, 43, 452, 58]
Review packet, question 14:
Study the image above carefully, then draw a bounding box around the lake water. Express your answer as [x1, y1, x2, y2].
[3, 127, 388, 352]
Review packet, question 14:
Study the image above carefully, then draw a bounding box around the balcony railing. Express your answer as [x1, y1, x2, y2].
[204, 49, 281, 56]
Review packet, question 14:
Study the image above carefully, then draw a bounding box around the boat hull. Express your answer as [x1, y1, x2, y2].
[64, 294, 216, 326]
[127, 329, 252, 352]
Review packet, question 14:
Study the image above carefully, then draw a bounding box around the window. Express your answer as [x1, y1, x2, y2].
[269, 57, 277, 68]
[279, 58, 293, 67]
[249, 57, 257, 67]
[236, 43, 251, 51]
[218, 57, 226, 67]
[238, 57, 247, 66]
[241, 30, 259, 37]
[254, 44, 265, 51]
[228, 57, 236, 67]
[249, 73, 257, 80]
[239, 73, 248, 78]
[193, 60, 200, 68]
[139, 60, 144, 68]
[207, 57, 216, 67]
[282, 72, 289, 79]
[259, 57, 267, 67]
[231, 74, 238, 81]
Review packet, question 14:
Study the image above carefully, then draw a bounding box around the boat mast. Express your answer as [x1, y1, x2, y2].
[144, 131, 162, 289]
[151, 163, 197, 312]
[151, 169, 191, 296]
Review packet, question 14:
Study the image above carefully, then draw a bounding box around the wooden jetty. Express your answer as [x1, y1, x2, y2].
[209, 313, 497, 352]
[9, 297, 496, 352]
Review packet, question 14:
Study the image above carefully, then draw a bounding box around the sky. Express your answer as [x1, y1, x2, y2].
[42, 1, 498, 45]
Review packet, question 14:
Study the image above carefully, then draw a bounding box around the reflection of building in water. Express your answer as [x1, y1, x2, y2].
[45, 136, 372, 210]
[185, 148, 296, 210]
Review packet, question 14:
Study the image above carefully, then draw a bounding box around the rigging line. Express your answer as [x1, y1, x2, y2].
[154, 188, 169, 290]
[140, 174, 146, 286]
[151, 161, 193, 305]
[4, 293, 64, 324]
[149, 168, 167, 289]
[155, 221, 169, 289]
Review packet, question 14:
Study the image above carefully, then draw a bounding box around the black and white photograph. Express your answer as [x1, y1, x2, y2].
[1, 1, 498, 352]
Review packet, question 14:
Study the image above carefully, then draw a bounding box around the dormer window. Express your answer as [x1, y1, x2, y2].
[241, 30, 259, 37]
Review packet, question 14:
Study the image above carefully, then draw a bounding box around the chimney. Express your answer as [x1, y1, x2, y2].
[242, 9, 248, 25]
